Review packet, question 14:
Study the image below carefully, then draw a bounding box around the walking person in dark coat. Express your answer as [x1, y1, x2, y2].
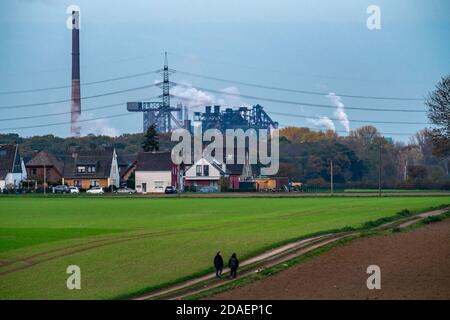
[214, 251, 224, 278]
[228, 253, 239, 279]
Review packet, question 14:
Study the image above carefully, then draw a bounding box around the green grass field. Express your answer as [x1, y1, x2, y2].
[0, 196, 448, 299]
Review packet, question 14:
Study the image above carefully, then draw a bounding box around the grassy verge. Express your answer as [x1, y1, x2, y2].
[395, 210, 450, 232]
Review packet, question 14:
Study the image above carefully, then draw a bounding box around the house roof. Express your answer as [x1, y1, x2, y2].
[62, 147, 115, 179]
[0, 145, 19, 179]
[136, 152, 173, 171]
[184, 157, 226, 180]
[117, 153, 137, 166]
[117, 153, 137, 179]
[26, 151, 63, 174]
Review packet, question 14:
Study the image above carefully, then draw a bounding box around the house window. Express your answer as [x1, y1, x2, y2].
[74, 180, 82, 187]
[90, 180, 99, 187]
[142, 183, 147, 193]
[196, 165, 202, 176]
[203, 165, 209, 176]
[77, 166, 86, 173]
[32, 168, 37, 175]
[46, 168, 51, 176]
[87, 166, 96, 173]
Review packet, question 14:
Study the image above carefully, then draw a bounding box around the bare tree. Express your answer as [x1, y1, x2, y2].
[410, 129, 435, 163]
[349, 125, 380, 145]
[426, 75, 450, 157]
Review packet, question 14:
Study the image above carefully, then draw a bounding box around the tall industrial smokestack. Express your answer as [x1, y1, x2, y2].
[70, 10, 81, 136]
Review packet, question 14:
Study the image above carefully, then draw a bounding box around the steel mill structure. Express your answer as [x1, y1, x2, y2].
[70, 10, 81, 137]
[193, 104, 278, 134]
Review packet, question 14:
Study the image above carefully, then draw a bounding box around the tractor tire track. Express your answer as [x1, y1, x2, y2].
[0, 216, 281, 276]
[0, 211, 325, 273]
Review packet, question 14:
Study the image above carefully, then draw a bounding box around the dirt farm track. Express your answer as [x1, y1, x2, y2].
[208, 219, 450, 300]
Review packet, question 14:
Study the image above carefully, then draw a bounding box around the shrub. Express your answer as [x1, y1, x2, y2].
[396, 209, 411, 217]
[422, 215, 442, 224]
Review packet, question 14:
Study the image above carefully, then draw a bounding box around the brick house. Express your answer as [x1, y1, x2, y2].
[25, 151, 63, 185]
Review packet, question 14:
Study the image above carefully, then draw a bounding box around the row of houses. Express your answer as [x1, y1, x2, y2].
[0, 144, 287, 193]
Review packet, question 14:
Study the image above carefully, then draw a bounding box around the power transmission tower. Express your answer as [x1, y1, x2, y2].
[126, 52, 181, 133]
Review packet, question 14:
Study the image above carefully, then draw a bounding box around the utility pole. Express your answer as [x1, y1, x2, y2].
[404, 160, 408, 181]
[378, 143, 382, 197]
[330, 159, 334, 195]
[43, 163, 46, 196]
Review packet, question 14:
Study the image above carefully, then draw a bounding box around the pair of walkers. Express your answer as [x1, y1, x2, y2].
[214, 252, 239, 279]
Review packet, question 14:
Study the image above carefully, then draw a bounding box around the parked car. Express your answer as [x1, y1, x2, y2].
[114, 187, 136, 194]
[68, 186, 80, 194]
[54, 185, 69, 193]
[164, 186, 177, 194]
[86, 187, 104, 194]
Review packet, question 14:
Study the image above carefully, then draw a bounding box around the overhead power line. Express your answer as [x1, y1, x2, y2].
[1, 80, 426, 114]
[0, 95, 428, 127]
[171, 84, 427, 113]
[176, 70, 424, 101]
[0, 96, 158, 122]
[1, 66, 423, 103]
[0, 84, 159, 110]
[169, 94, 428, 125]
[0, 70, 159, 95]
[0, 113, 134, 131]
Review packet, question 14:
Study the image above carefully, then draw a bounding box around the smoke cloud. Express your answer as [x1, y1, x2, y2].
[80, 112, 119, 137]
[172, 83, 251, 123]
[172, 83, 215, 108]
[306, 116, 336, 131]
[328, 92, 350, 133]
[217, 86, 251, 107]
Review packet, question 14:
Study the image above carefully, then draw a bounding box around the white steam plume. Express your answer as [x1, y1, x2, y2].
[328, 92, 350, 133]
[306, 116, 336, 131]
[79, 112, 119, 137]
[172, 83, 215, 108]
